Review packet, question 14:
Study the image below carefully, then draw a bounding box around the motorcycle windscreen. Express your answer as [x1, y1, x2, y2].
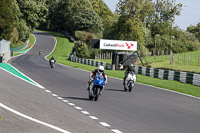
[94, 73, 105, 86]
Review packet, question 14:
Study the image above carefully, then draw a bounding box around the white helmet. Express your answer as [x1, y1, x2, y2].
[98, 65, 104, 73]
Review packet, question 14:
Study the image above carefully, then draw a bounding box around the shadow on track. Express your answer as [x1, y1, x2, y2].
[63, 97, 91, 101]
[105, 88, 125, 92]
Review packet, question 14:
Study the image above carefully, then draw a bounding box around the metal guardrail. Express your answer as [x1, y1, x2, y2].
[135, 66, 200, 87]
[68, 56, 200, 87]
[68, 56, 112, 70]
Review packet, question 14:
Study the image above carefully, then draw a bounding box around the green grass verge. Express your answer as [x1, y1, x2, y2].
[12, 34, 35, 57]
[41, 30, 200, 98]
[0, 116, 2, 120]
[28, 34, 35, 48]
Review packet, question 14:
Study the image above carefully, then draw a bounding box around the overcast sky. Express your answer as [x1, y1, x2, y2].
[104, 0, 200, 31]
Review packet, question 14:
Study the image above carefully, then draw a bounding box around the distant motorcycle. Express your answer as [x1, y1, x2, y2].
[124, 72, 136, 92]
[50, 60, 55, 68]
[88, 72, 105, 101]
[39, 50, 42, 55]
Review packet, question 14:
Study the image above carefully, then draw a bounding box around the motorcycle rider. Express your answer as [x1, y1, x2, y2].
[49, 56, 56, 67]
[123, 64, 135, 88]
[88, 65, 107, 94]
[39, 50, 42, 55]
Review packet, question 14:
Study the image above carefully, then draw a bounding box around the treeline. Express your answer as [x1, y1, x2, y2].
[0, 0, 47, 44]
[0, 0, 200, 58]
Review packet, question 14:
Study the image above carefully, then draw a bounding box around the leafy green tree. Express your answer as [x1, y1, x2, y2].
[0, 0, 15, 40]
[115, 0, 154, 52]
[147, 0, 182, 36]
[89, 0, 117, 38]
[16, 0, 48, 31]
[187, 23, 200, 41]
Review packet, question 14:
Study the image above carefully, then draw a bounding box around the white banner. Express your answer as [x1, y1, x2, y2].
[100, 39, 137, 51]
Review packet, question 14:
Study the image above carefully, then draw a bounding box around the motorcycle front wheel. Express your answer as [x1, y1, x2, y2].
[129, 82, 133, 92]
[94, 87, 100, 101]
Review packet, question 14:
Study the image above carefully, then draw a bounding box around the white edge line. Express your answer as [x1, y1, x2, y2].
[89, 116, 98, 120]
[68, 103, 75, 106]
[99, 122, 111, 127]
[0, 103, 71, 133]
[81, 111, 90, 115]
[74, 107, 82, 110]
[52, 94, 58, 97]
[111, 129, 123, 133]
[57, 97, 63, 100]
[62, 100, 69, 103]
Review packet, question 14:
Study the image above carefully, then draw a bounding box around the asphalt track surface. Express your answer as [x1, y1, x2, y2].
[6, 31, 200, 133]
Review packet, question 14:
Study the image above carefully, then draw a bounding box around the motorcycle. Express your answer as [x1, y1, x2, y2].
[50, 60, 55, 68]
[124, 72, 136, 92]
[88, 72, 105, 101]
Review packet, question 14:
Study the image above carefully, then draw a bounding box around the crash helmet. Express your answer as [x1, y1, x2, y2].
[129, 64, 135, 69]
[98, 65, 104, 73]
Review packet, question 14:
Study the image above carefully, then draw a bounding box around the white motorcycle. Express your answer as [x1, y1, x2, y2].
[124, 72, 137, 92]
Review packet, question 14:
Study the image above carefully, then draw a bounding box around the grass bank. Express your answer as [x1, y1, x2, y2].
[42, 30, 200, 98]
[12, 34, 35, 56]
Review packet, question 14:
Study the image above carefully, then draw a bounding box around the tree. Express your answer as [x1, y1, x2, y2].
[0, 0, 15, 40]
[147, 0, 182, 36]
[89, 0, 117, 38]
[16, 0, 48, 31]
[187, 23, 200, 41]
[115, 0, 154, 49]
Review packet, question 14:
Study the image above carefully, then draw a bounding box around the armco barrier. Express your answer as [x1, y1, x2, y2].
[68, 56, 112, 70]
[68, 56, 200, 87]
[134, 66, 200, 87]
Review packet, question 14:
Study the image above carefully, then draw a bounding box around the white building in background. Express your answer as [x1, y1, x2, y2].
[0, 39, 11, 63]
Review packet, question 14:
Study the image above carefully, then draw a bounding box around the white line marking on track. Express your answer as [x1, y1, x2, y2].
[0, 103, 71, 133]
[62, 100, 69, 103]
[89, 116, 98, 120]
[68, 103, 75, 106]
[52, 94, 58, 97]
[74, 107, 82, 110]
[111, 129, 123, 133]
[45, 90, 51, 93]
[57, 97, 63, 100]
[81, 111, 90, 115]
[99, 122, 111, 127]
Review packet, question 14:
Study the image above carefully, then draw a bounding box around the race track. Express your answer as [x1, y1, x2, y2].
[6, 31, 200, 133]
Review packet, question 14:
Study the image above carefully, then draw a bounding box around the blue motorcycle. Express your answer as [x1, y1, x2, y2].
[88, 72, 105, 101]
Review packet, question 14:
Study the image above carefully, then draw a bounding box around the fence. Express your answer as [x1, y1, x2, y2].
[134, 66, 200, 87]
[68, 56, 113, 70]
[147, 51, 200, 66]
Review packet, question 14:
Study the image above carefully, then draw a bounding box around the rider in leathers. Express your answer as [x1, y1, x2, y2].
[123, 64, 135, 88]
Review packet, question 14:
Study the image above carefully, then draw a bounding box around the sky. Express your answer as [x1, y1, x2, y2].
[104, 0, 200, 31]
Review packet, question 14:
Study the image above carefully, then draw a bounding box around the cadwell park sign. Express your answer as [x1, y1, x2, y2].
[91, 39, 137, 51]
[100, 39, 137, 51]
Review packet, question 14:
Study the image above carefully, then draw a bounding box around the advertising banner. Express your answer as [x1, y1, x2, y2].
[100, 39, 137, 51]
